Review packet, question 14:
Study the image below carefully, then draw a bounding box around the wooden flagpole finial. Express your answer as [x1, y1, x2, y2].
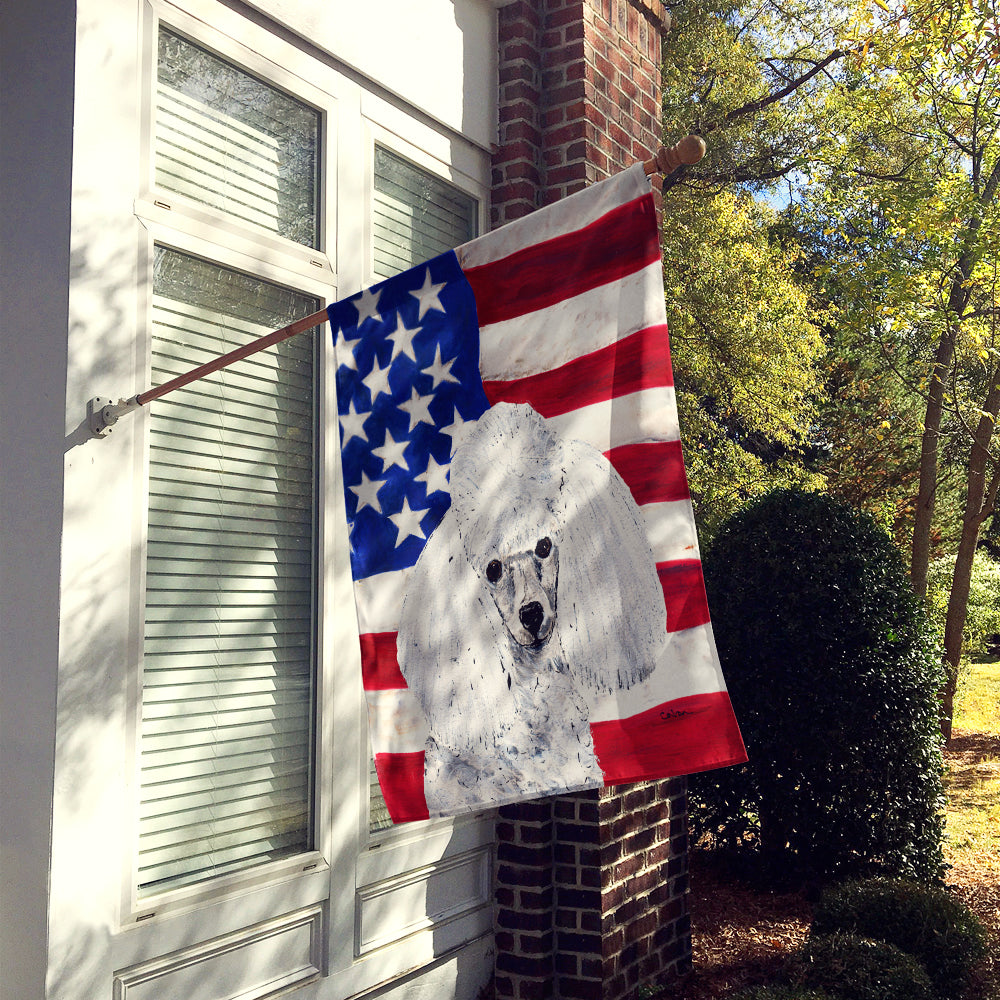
[644, 135, 707, 176]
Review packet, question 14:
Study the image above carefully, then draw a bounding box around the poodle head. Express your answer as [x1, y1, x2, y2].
[480, 529, 560, 649]
[450, 405, 568, 649]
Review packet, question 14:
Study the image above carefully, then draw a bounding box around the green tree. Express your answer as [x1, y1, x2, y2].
[662, 189, 825, 536]
[802, 0, 1000, 735]
[659, 1, 845, 535]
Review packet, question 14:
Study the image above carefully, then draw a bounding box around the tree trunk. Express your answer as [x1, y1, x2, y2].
[940, 373, 1000, 741]
[910, 329, 955, 598]
[911, 160, 1000, 596]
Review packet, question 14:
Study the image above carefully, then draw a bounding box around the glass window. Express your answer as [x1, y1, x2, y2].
[155, 27, 320, 248]
[137, 247, 319, 895]
[368, 148, 477, 832]
[372, 146, 477, 279]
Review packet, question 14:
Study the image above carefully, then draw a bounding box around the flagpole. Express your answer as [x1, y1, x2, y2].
[87, 137, 705, 438]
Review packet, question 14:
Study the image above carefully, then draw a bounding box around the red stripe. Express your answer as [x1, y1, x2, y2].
[606, 440, 689, 506]
[482, 324, 672, 418]
[374, 752, 429, 822]
[464, 194, 660, 327]
[360, 632, 406, 690]
[592, 691, 746, 784]
[658, 559, 711, 632]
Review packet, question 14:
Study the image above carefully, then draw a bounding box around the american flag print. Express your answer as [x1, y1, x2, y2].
[328, 163, 746, 823]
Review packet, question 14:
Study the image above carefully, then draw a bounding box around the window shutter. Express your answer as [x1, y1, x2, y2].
[367, 147, 477, 831]
[138, 248, 319, 895]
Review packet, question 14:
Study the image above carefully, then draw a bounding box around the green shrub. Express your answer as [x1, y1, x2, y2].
[793, 933, 934, 1000]
[691, 489, 946, 882]
[812, 878, 988, 998]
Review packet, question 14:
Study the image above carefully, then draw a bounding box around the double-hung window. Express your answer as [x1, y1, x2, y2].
[136, 23, 326, 902]
[120, 6, 493, 992]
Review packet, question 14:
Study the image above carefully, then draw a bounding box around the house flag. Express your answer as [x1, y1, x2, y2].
[328, 163, 746, 823]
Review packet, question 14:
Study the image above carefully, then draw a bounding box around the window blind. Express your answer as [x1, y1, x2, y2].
[155, 28, 320, 248]
[368, 148, 477, 831]
[138, 248, 319, 895]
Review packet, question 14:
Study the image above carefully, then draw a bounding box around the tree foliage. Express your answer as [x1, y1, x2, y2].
[661, 0, 1000, 737]
[662, 189, 825, 536]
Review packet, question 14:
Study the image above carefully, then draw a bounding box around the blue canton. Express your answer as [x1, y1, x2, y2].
[329, 250, 490, 581]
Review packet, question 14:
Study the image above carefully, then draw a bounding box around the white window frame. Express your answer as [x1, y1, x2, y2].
[123, 0, 340, 932]
[110, 0, 496, 992]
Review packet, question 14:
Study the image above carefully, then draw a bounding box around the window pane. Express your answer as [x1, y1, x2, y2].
[369, 150, 477, 831]
[138, 247, 318, 895]
[372, 146, 477, 279]
[156, 28, 320, 248]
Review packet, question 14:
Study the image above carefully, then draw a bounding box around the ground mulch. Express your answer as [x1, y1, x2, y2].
[670, 733, 1000, 999]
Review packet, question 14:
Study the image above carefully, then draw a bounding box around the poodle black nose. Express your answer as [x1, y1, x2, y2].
[519, 601, 544, 636]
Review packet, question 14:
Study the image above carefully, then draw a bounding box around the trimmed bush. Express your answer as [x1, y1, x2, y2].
[793, 933, 934, 1000]
[691, 489, 946, 882]
[812, 878, 988, 998]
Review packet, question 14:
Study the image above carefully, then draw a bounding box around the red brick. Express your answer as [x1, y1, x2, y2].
[518, 887, 553, 912]
[499, 907, 552, 932]
[502, 119, 543, 145]
[542, 39, 586, 70]
[519, 930, 555, 954]
[503, 78, 542, 104]
[548, 3, 588, 28]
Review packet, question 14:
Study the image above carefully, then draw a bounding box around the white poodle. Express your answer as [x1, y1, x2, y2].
[397, 403, 667, 814]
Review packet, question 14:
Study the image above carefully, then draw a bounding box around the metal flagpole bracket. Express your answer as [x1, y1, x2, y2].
[88, 395, 141, 438]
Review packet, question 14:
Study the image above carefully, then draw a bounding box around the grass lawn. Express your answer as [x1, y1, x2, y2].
[943, 658, 1000, 1000]
[946, 659, 1000, 868]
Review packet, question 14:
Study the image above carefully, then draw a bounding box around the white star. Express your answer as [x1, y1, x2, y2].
[398, 387, 435, 432]
[388, 317, 420, 364]
[416, 453, 450, 498]
[335, 331, 360, 372]
[440, 406, 470, 451]
[423, 344, 461, 389]
[389, 496, 427, 545]
[410, 269, 446, 319]
[362, 356, 394, 403]
[354, 286, 383, 328]
[339, 399, 369, 447]
[350, 470, 385, 514]
[372, 428, 409, 472]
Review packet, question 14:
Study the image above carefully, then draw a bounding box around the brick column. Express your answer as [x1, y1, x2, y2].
[493, 0, 668, 226]
[491, 3, 691, 999]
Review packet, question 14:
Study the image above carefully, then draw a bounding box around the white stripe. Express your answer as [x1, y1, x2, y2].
[546, 387, 680, 452]
[477, 262, 667, 381]
[365, 688, 428, 754]
[643, 500, 701, 564]
[355, 568, 410, 635]
[455, 164, 651, 269]
[588, 623, 728, 723]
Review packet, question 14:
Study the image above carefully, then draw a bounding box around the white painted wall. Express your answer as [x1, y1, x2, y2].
[1, 1, 499, 997]
[245, 0, 498, 151]
[0, 0, 76, 995]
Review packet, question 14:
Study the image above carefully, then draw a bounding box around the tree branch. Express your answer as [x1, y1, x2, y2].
[702, 49, 848, 133]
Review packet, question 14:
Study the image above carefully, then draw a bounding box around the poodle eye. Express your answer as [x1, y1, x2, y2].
[485, 559, 503, 583]
[535, 537, 552, 558]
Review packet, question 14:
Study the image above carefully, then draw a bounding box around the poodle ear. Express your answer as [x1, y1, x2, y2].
[398, 510, 520, 753]
[556, 439, 667, 696]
